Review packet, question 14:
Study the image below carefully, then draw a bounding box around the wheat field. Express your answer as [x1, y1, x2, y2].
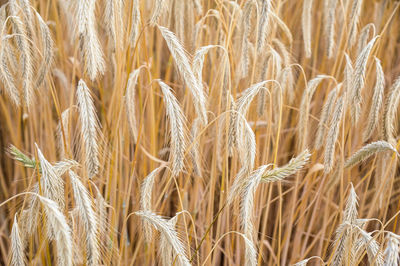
[1, 0, 400, 265]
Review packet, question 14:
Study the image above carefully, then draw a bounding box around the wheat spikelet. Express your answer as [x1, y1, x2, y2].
[135, 211, 191, 266]
[140, 166, 164, 242]
[54, 159, 79, 176]
[315, 87, 338, 149]
[302, 0, 313, 58]
[125, 68, 141, 143]
[344, 141, 398, 168]
[75, 0, 105, 80]
[10, 215, 25, 266]
[37, 195, 73, 266]
[150, 0, 167, 26]
[324, 95, 344, 173]
[348, 0, 364, 47]
[257, 0, 271, 52]
[34, 10, 54, 89]
[35, 144, 65, 209]
[278, 66, 295, 103]
[383, 76, 400, 144]
[350, 36, 377, 124]
[158, 26, 208, 124]
[69, 170, 100, 266]
[324, 0, 338, 58]
[364, 57, 385, 140]
[384, 233, 400, 266]
[299, 75, 331, 147]
[237, 118, 256, 173]
[76, 79, 100, 178]
[157, 80, 186, 176]
[130, 0, 141, 45]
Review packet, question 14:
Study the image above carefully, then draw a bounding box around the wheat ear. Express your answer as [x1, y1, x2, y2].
[75, 0, 105, 80]
[140, 166, 164, 242]
[37, 195, 73, 266]
[130, 0, 141, 45]
[34, 11, 54, 89]
[35, 144, 65, 210]
[239, 0, 256, 79]
[76, 79, 100, 178]
[331, 184, 358, 265]
[299, 75, 331, 147]
[344, 141, 398, 168]
[324, 0, 338, 58]
[384, 233, 400, 266]
[383, 76, 400, 144]
[364, 57, 385, 140]
[315, 87, 338, 149]
[158, 26, 208, 124]
[240, 149, 310, 266]
[10, 215, 25, 266]
[157, 80, 186, 176]
[135, 211, 191, 266]
[257, 0, 271, 52]
[159, 214, 179, 266]
[350, 36, 377, 124]
[190, 117, 202, 177]
[149, 0, 167, 26]
[69, 171, 100, 265]
[0, 38, 20, 106]
[324, 95, 344, 173]
[125, 69, 142, 143]
[348, 0, 364, 47]
[356, 23, 375, 56]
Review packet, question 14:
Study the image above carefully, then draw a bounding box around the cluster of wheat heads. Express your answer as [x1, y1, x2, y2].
[2, 0, 400, 265]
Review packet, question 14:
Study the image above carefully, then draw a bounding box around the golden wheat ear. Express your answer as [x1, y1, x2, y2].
[10, 214, 25, 266]
[76, 79, 100, 179]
